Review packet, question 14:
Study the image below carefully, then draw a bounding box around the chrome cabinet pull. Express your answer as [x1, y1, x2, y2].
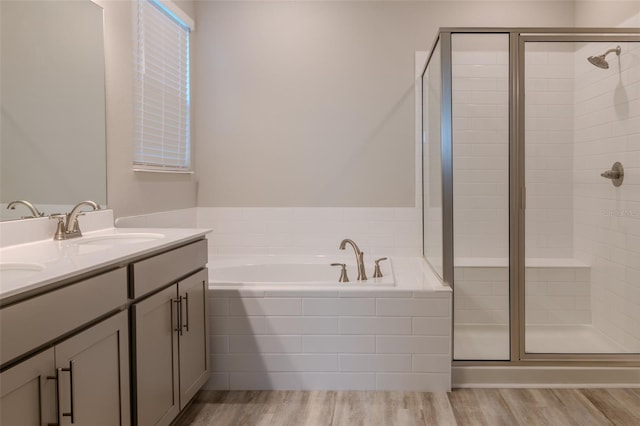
[182, 293, 190, 333]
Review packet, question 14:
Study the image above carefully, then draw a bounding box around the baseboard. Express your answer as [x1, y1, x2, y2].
[453, 366, 640, 388]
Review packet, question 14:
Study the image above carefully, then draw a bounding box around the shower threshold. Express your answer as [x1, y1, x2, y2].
[454, 323, 629, 360]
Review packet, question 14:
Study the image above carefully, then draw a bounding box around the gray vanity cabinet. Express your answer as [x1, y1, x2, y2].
[54, 311, 130, 426]
[131, 240, 209, 426]
[133, 285, 180, 425]
[0, 349, 56, 425]
[0, 268, 130, 426]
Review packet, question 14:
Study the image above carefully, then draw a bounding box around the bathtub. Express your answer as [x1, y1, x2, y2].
[205, 255, 453, 392]
[209, 256, 394, 287]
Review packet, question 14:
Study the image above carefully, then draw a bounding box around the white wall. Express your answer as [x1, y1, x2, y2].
[95, 0, 197, 218]
[194, 1, 575, 208]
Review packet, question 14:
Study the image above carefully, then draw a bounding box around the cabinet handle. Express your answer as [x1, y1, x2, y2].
[182, 293, 190, 333]
[59, 361, 75, 423]
[173, 297, 183, 335]
[46, 372, 60, 426]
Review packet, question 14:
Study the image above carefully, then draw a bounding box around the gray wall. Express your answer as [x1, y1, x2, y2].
[97, 0, 197, 218]
[193, 1, 575, 208]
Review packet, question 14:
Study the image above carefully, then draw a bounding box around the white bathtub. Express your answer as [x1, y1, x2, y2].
[205, 255, 452, 392]
[208, 256, 395, 287]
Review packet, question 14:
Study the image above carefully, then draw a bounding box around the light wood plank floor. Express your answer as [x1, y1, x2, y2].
[176, 388, 640, 426]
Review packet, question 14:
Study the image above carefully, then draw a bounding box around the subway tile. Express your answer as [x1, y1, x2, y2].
[375, 373, 450, 392]
[203, 372, 229, 390]
[209, 297, 229, 316]
[229, 335, 302, 353]
[339, 290, 414, 298]
[376, 298, 450, 317]
[412, 355, 452, 373]
[210, 335, 229, 353]
[299, 373, 376, 391]
[339, 317, 411, 335]
[302, 298, 375, 316]
[229, 373, 301, 390]
[339, 354, 411, 372]
[412, 318, 451, 336]
[228, 298, 301, 316]
[213, 353, 337, 373]
[376, 336, 450, 355]
[265, 316, 338, 335]
[302, 335, 375, 354]
[210, 316, 265, 335]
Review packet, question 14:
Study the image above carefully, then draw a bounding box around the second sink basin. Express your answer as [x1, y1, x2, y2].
[73, 233, 165, 246]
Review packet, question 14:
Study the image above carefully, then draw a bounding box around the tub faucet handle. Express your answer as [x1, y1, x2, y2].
[373, 257, 388, 278]
[330, 263, 350, 283]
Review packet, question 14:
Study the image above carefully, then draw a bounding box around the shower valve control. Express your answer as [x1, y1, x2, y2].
[601, 162, 624, 187]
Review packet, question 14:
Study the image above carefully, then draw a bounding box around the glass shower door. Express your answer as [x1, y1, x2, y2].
[450, 33, 510, 360]
[523, 39, 640, 354]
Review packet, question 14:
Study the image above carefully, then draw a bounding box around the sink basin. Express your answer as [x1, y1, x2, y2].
[74, 233, 165, 246]
[0, 263, 45, 281]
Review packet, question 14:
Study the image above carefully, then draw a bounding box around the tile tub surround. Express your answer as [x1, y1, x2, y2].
[197, 207, 422, 257]
[205, 257, 452, 392]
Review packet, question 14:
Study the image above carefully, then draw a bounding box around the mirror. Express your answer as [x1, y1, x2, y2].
[1, 0, 107, 220]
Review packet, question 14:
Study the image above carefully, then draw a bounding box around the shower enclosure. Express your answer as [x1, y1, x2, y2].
[421, 28, 640, 365]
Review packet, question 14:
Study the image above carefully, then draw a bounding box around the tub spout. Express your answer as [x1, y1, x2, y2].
[339, 239, 367, 281]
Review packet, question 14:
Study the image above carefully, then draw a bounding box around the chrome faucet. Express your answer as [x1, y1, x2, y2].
[339, 238, 367, 281]
[6, 200, 45, 218]
[50, 200, 100, 240]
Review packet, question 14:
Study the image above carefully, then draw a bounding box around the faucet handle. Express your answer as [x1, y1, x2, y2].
[49, 214, 66, 240]
[330, 263, 350, 283]
[373, 257, 388, 278]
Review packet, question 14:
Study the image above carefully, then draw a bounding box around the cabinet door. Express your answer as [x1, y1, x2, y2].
[54, 311, 130, 426]
[133, 285, 180, 426]
[0, 349, 56, 426]
[178, 268, 210, 409]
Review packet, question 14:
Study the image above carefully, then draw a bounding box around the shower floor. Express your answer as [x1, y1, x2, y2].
[454, 324, 628, 360]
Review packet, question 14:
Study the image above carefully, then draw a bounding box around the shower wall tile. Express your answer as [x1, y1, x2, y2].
[198, 207, 421, 257]
[573, 39, 640, 352]
[452, 35, 510, 259]
[454, 265, 592, 326]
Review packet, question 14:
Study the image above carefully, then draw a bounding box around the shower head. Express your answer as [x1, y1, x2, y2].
[587, 46, 621, 69]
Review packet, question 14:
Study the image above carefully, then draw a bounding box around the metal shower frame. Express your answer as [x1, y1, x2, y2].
[421, 27, 640, 367]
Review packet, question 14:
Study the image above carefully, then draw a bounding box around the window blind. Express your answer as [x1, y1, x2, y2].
[133, 0, 191, 171]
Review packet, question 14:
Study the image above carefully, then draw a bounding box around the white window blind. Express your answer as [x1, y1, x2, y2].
[134, 0, 191, 171]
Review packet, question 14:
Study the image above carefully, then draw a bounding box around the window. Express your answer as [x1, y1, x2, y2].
[133, 0, 193, 172]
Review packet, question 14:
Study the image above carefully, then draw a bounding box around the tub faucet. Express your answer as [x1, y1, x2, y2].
[339, 238, 367, 281]
[50, 200, 100, 240]
[7, 200, 45, 218]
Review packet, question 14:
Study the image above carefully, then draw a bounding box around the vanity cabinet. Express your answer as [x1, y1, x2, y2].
[0, 349, 56, 425]
[131, 240, 209, 426]
[0, 235, 209, 426]
[0, 268, 130, 426]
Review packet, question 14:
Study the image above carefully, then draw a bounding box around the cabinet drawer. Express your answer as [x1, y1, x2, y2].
[131, 239, 207, 299]
[0, 267, 127, 367]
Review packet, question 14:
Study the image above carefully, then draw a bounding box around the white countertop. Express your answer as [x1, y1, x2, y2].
[0, 226, 210, 303]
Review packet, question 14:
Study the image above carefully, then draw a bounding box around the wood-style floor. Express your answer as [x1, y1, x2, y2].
[176, 388, 640, 426]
